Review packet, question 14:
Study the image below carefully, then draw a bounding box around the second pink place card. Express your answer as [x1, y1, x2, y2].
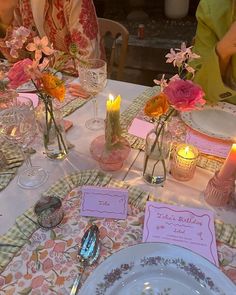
[143, 201, 219, 266]
[80, 186, 128, 219]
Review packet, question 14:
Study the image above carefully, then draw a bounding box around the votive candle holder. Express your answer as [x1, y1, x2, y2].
[170, 143, 199, 181]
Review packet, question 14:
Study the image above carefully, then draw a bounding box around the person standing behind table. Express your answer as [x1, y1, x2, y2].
[0, 0, 103, 75]
[192, 0, 236, 105]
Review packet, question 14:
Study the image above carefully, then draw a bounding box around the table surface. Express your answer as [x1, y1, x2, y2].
[0, 79, 235, 237]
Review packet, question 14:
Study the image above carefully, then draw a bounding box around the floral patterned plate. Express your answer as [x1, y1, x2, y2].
[78, 242, 236, 295]
[180, 102, 236, 141]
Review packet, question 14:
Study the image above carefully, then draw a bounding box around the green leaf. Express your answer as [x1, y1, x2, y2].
[50, 230, 57, 240]
[18, 287, 32, 295]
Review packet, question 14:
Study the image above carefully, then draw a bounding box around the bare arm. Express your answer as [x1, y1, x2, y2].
[216, 21, 236, 78]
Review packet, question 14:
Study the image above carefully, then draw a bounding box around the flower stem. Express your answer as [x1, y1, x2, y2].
[143, 107, 174, 179]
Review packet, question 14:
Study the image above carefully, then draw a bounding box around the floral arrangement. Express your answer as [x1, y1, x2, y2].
[143, 42, 206, 182]
[3, 26, 68, 158]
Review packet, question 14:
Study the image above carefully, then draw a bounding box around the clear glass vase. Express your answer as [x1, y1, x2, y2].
[36, 101, 68, 160]
[143, 121, 172, 186]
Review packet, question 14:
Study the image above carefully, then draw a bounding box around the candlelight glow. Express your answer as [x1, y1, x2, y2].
[106, 94, 121, 112]
[178, 145, 195, 159]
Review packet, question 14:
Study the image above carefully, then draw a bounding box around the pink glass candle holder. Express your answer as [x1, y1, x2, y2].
[204, 171, 235, 206]
[90, 135, 130, 171]
[170, 144, 199, 181]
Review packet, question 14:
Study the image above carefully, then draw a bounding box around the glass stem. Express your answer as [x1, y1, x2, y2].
[21, 148, 32, 168]
[92, 97, 98, 120]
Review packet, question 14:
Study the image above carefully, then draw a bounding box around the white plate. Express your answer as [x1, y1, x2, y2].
[17, 81, 36, 93]
[180, 102, 236, 141]
[79, 243, 236, 295]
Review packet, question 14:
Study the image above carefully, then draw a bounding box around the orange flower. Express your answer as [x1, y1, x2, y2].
[55, 276, 65, 286]
[41, 73, 65, 102]
[144, 92, 169, 118]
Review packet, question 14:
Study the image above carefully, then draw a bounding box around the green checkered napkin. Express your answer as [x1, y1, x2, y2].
[1, 169, 236, 273]
[0, 141, 24, 191]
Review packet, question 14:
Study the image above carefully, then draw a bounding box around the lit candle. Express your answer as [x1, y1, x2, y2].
[218, 143, 236, 179]
[171, 144, 199, 181]
[105, 94, 122, 150]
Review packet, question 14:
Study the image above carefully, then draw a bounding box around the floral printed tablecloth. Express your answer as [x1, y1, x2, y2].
[0, 170, 236, 295]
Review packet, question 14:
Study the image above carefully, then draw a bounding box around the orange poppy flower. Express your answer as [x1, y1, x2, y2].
[144, 92, 169, 118]
[41, 73, 65, 102]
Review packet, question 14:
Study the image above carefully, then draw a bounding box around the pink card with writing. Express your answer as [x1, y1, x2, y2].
[128, 118, 153, 139]
[143, 201, 218, 266]
[80, 186, 128, 219]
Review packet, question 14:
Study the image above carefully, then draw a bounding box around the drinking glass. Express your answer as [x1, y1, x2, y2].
[0, 95, 48, 189]
[78, 59, 107, 130]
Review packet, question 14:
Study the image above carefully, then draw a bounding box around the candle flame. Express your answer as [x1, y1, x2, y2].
[232, 143, 236, 151]
[109, 94, 114, 101]
[184, 146, 190, 154]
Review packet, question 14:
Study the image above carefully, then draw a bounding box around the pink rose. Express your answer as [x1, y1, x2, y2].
[7, 58, 32, 89]
[163, 79, 205, 111]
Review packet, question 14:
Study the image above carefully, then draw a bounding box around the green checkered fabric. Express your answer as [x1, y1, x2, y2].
[0, 141, 24, 191]
[61, 96, 89, 117]
[1, 169, 236, 273]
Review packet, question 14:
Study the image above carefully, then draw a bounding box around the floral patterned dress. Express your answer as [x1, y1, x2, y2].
[0, 0, 102, 75]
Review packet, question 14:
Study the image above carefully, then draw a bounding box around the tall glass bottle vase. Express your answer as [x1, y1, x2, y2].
[143, 121, 172, 185]
[37, 100, 68, 160]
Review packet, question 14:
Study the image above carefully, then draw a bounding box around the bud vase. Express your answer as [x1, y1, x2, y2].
[36, 101, 68, 160]
[143, 121, 172, 185]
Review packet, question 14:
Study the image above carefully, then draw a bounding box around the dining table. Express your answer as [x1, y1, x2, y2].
[0, 78, 236, 294]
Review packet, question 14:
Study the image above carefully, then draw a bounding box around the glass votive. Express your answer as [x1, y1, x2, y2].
[34, 196, 64, 229]
[170, 144, 199, 181]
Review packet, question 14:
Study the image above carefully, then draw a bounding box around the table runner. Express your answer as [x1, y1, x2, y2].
[120, 86, 226, 173]
[1, 169, 236, 293]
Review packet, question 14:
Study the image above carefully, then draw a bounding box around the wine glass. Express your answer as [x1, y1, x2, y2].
[78, 59, 107, 130]
[0, 95, 48, 189]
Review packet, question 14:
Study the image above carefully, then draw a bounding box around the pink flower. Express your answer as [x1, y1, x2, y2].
[163, 79, 205, 111]
[42, 258, 53, 273]
[5, 26, 31, 58]
[7, 58, 32, 89]
[31, 275, 44, 289]
[44, 239, 55, 249]
[26, 36, 54, 61]
[53, 242, 66, 253]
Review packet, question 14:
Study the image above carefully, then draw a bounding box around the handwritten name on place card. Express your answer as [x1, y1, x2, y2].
[143, 201, 218, 266]
[80, 186, 128, 219]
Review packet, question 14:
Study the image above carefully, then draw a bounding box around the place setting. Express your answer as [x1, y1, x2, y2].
[1, 6, 236, 295]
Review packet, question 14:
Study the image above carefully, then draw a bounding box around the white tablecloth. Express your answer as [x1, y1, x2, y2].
[0, 79, 235, 236]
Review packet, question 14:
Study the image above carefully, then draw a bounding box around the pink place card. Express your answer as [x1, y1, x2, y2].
[143, 201, 219, 266]
[80, 186, 128, 219]
[128, 118, 153, 139]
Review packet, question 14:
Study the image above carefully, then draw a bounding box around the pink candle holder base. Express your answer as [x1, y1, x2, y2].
[204, 171, 235, 206]
[90, 135, 130, 171]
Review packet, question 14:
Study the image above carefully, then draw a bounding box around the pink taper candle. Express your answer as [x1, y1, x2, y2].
[218, 143, 236, 179]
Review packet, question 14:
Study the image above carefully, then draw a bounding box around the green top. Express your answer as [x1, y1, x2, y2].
[192, 0, 236, 104]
